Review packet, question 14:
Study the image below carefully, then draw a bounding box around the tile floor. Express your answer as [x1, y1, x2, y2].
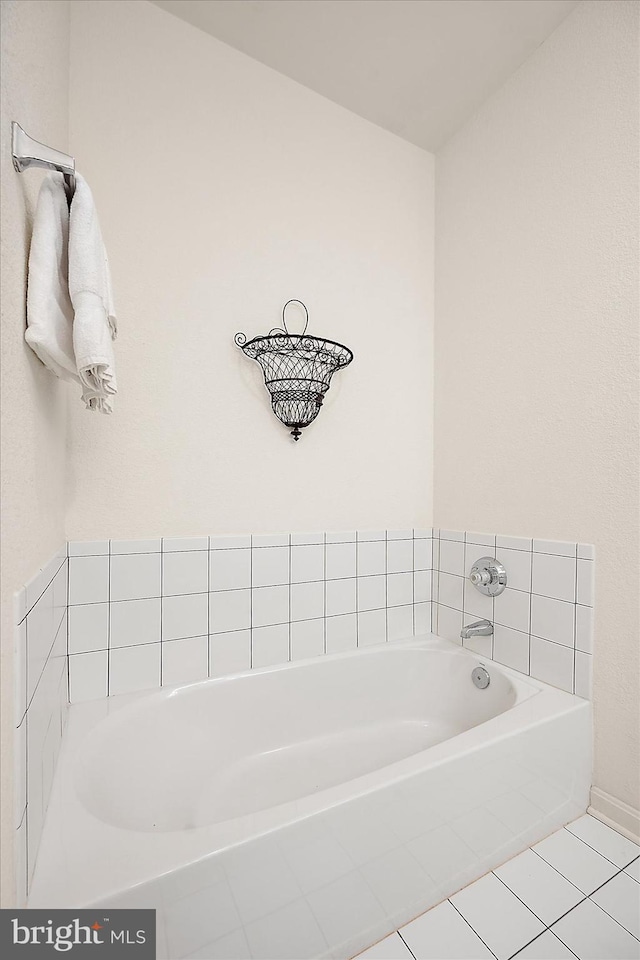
[356, 815, 640, 960]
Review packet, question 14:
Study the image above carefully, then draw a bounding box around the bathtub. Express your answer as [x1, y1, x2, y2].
[29, 635, 591, 959]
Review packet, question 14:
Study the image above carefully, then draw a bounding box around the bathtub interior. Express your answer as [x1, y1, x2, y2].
[73, 639, 527, 832]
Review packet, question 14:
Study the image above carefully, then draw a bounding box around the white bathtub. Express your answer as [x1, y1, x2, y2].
[29, 635, 591, 959]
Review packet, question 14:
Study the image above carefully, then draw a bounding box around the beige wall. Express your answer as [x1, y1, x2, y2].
[0, 0, 71, 908]
[435, 0, 639, 823]
[65, 0, 434, 541]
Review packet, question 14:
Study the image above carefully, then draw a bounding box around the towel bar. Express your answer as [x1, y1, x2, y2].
[11, 121, 76, 200]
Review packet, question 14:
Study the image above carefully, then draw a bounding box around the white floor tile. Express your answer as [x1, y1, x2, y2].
[566, 815, 640, 867]
[451, 872, 544, 960]
[356, 932, 415, 959]
[243, 896, 327, 960]
[495, 848, 583, 925]
[512, 929, 580, 959]
[591, 871, 640, 939]
[400, 899, 494, 959]
[551, 898, 640, 960]
[533, 827, 618, 894]
[626, 858, 640, 883]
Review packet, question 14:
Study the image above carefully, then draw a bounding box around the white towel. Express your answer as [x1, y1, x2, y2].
[25, 174, 79, 384]
[25, 172, 117, 413]
[69, 173, 117, 413]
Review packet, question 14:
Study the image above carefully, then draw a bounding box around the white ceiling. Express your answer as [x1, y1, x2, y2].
[151, 0, 579, 152]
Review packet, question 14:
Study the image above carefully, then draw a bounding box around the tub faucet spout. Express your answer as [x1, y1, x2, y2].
[460, 619, 493, 640]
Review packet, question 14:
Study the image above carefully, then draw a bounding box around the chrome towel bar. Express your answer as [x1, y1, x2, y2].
[11, 121, 76, 201]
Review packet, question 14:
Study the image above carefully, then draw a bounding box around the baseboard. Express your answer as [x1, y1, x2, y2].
[589, 787, 640, 844]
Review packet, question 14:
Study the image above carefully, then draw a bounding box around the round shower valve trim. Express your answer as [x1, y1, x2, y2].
[469, 557, 507, 597]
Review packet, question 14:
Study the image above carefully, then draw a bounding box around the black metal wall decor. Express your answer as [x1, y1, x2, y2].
[235, 300, 354, 441]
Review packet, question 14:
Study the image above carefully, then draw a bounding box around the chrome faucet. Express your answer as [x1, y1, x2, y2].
[460, 619, 493, 640]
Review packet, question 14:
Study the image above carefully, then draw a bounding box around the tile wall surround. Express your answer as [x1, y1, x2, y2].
[13, 545, 69, 907]
[13, 526, 595, 906]
[432, 530, 594, 700]
[65, 530, 434, 704]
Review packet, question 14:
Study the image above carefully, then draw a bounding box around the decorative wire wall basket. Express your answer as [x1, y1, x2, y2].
[235, 300, 354, 440]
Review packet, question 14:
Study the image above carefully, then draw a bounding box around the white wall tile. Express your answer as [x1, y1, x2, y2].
[578, 543, 595, 560]
[252, 585, 289, 627]
[577, 559, 594, 606]
[531, 595, 574, 647]
[209, 589, 251, 633]
[326, 542, 356, 580]
[494, 587, 530, 633]
[439, 529, 464, 542]
[465, 531, 496, 548]
[387, 539, 413, 573]
[575, 604, 593, 653]
[69, 603, 109, 654]
[109, 643, 160, 696]
[463, 579, 494, 621]
[439, 539, 465, 576]
[496, 535, 532, 551]
[387, 572, 413, 607]
[209, 630, 251, 677]
[357, 540, 386, 576]
[532, 553, 576, 602]
[290, 532, 324, 545]
[325, 613, 357, 653]
[357, 530, 386, 542]
[290, 544, 324, 583]
[413, 527, 432, 539]
[14, 621, 26, 725]
[162, 636, 208, 686]
[69, 651, 108, 702]
[326, 578, 356, 616]
[210, 535, 251, 549]
[358, 609, 386, 645]
[437, 572, 464, 609]
[252, 545, 289, 587]
[68, 540, 109, 556]
[163, 551, 208, 596]
[574, 652, 592, 699]
[413, 537, 432, 571]
[162, 594, 208, 641]
[414, 571, 431, 603]
[493, 625, 530, 674]
[252, 624, 289, 668]
[326, 530, 356, 543]
[291, 581, 324, 621]
[291, 620, 324, 660]
[209, 547, 251, 592]
[358, 575, 386, 612]
[414, 602, 431, 634]
[69, 556, 109, 605]
[533, 539, 576, 557]
[110, 539, 162, 554]
[463, 634, 492, 658]
[251, 534, 288, 547]
[163, 537, 208, 552]
[436, 604, 463, 643]
[110, 598, 161, 647]
[110, 553, 161, 601]
[530, 637, 574, 692]
[495, 546, 532, 593]
[387, 605, 414, 642]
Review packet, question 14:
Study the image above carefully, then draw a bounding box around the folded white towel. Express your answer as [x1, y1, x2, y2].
[25, 172, 117, 413]
[69, 173, 117, 413]
[25, 174, 79, 384]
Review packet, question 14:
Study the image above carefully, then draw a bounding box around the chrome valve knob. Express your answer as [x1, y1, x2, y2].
[468, 557, 507, 597]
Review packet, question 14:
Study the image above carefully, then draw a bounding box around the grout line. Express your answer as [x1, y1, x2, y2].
[448, 899, 499, 959]
[561, 822, 640, 870]
[396, 929, 418, 960]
